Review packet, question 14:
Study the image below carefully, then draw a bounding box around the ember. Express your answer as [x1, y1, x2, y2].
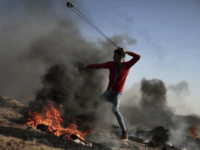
[189, 124, 199, 138]
[26, 101, 93, 141]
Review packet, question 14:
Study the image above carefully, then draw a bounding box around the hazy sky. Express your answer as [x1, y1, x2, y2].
[0, 0, 200, 115]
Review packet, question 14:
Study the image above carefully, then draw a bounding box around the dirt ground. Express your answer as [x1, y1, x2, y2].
[0, 95, 181, 150]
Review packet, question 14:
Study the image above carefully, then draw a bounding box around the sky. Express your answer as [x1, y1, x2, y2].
[0, 0, 200, 115]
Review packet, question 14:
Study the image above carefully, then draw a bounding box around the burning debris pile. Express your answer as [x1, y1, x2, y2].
[23, 64, 101, 135]
[17, 62, 104, 148]
[26, 101, 94, 141]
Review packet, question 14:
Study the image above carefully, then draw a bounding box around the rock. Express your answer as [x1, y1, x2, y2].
[150, 126, 169, 144]
[73, 139, 92, 147]
[74, 139, 86, 146]
[86, 141, 92, 147]
[162, 146, 167, 150]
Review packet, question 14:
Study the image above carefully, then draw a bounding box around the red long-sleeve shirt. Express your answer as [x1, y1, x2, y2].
[87, 52, 141, 93]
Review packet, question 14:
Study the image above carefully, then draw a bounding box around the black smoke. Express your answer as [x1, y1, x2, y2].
[0, 0, 137, 132]
[120, 78, 175, 131]
[21, 19, 137, 131]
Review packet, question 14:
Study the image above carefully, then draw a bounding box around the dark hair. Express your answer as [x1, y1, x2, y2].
[114, 48, 125, 58]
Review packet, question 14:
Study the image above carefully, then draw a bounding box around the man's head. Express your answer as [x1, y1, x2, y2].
[113, 48, 125, 63]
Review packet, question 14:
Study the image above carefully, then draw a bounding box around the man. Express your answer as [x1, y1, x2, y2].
[79, 48, 141, 139]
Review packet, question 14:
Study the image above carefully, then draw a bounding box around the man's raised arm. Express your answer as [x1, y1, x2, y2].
[125, 51, 141, 68]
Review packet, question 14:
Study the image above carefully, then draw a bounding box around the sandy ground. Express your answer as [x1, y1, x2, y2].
[0, 95, 181, 150]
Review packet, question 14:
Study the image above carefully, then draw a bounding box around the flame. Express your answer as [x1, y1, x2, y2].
[189, 124, 200, 138]
[26, 101, 93, 141]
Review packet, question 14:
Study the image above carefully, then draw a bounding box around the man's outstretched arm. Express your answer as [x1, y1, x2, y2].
[125, 51, 141, 68]
[79, 61, 112, 69]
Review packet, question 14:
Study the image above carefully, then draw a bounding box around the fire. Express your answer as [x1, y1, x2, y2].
[26, 101, 93, 141]
[189, 124, 200, 138]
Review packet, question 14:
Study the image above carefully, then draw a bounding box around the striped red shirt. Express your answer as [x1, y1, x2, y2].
[87, 52, 141, 93]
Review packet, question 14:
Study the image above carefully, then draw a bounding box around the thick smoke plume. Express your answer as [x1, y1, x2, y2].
[0, 0, 137, 131]
[120, 78, 174, 131]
